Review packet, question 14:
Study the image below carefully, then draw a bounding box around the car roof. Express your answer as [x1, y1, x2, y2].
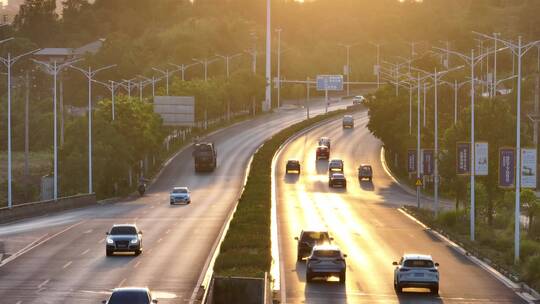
[343, 115, 353, 118]
[287, 159, 300, 163]
[112, 224, 137, 228]
[301, 228, 329, 233]
[360, 164, 371, 167]
[313, 244, 341, 251]
[403, 253, 433, 260]
[173, 186, 189, 190]
[112, 287, 150, 292]
[319, 137, 330, 140]
[330, 159, 343, 163]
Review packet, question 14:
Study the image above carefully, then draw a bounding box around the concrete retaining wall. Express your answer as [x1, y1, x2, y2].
[0, 194, 96, 224]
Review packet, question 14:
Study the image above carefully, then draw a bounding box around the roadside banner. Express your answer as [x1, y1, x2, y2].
[521, 148, 537, 189]
[407, 150, 416, 173]
[499, 148, 515, 188]
[475, 142, 489, 176]
[422, 149, 434, 176]
[456, 142, 471, 175]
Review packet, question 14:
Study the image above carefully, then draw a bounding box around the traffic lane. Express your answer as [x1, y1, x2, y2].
[276, 114, 525, 303]
[0, 99, 352, 303]
[0, 98, 348, 256]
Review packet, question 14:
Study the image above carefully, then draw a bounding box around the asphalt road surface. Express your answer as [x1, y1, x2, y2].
[275, 111, 527, 304]
[0, 98, 350, 304]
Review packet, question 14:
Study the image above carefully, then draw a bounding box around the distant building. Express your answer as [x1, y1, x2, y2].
[33, 38, 105, 63]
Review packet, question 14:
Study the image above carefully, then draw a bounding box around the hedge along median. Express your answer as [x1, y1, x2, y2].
[213, 108, 352, 278]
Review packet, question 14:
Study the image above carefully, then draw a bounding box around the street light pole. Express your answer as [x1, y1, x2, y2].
[152, 67, 170, 95]
[70, 64, 116, 194]
[265, 0, 272, 111]
[32, 57, 81, 202]
[276, 28, 282, 109]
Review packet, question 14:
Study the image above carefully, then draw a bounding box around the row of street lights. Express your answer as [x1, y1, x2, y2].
[379, 32, 540, 264]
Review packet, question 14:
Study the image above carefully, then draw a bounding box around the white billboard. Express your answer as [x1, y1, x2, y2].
[475, 142, 488, 176]
[521, 148, 537, 189]
[153, 96, 195, 127]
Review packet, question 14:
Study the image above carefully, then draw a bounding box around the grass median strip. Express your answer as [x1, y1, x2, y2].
[213, 108, 349, 278]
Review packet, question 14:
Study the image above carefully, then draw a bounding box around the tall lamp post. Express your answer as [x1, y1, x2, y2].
[69, 64, 116, 194]
[215, 53, 242, 79]
[93, 79, 121, 120]
[434, 45, 501, 242]
[473, 32, 540, 264]
[264, 0, 272, 111]
[369, 42, 383, 88]
[169, 62, 199, 82]
[275, 28, 282, 108]
[33, 57, 82, 203]
[339, 42, 359, 96]
[192, 57, 219, 82]
[0, 47, 39, 207]
[152, 67, 172, 95]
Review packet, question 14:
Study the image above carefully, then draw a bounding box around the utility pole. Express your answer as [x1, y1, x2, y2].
[306, 76, 310, 119]
[24, 70, 30, 180]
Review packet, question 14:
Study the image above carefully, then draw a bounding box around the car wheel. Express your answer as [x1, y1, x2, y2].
[395, 281, 403, 293]
[297, 253, 303, 262]
[170, 201, 174, 205]
[135, 249, 142, 256]
[187, 200, 191, 204]
[369, 177, 372, 182]
[431, 285, 439, 295]
[339, 271, 346, 283]
[106, 249, 113, 257]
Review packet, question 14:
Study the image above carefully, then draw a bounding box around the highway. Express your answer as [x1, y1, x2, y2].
[275, 110, 527, 304]
[0, 98, 350, 304]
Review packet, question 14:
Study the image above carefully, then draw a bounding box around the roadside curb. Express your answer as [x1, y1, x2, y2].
[398, 207, 540, 304]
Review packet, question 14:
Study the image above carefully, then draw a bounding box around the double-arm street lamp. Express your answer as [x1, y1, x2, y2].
[92, 79, 121, 120]
[0, 47, 39, 207]
[192, 57, 219, 82]
[338, 42, 360, 96]
[152, 67, 172, 95]
[33, 57, 82, 203]
[169, 62, 200, 82]
[215, 53, 242, 79]
[69, 64, 116, 195]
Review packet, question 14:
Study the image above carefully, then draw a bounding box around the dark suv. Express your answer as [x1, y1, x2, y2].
[286, 160, 301, 174]
[295, 229, 333, 261]
[106, 224, 143, 256]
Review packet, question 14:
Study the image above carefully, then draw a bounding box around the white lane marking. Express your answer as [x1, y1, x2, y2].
[118, 278, 127, 287]
[0, 221, 87, 269]
[134, 261, 141, 269]
[62, 261, 72, 269]
[165, 229, 170, 234]
[83, 229, 93, 234]
[157, 238, 163, 243]
[98, 238, 105, 244]
[37, 279, 49, 289]
[81, 249, 90, 256]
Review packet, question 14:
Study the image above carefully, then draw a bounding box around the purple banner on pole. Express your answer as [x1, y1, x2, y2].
[407, 150, 416, 173]
[456, 142, 471, 175]
[423, 149, 434, 176]
[499, 148, 515, 188]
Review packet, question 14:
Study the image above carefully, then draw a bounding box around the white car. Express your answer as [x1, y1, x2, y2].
[170, 187, 191, 205]
[393, 254, 440, 294]
[306, 244, 347, 283]
[352, 95, 365, 104]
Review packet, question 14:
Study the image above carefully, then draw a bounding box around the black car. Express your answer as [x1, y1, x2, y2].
[329, 172, 347, 188]
[103, 287, 157, 304]
[286, 160, 301, 174]
[106, 224, 143, 256]
[295, 229, 332, 261]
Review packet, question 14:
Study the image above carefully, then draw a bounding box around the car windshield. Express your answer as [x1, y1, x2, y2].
[110, 226, 137, 235]
[314, 250, 340, 258]
[361, 167, 372, 173]
[173, 188, 188, 194]
[403, 259, 434, 268]
[108, 291, 150, 304]
[302, 232, 329, 243]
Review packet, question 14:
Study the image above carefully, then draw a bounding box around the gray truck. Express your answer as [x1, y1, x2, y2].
[193, 142, 217, 172]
